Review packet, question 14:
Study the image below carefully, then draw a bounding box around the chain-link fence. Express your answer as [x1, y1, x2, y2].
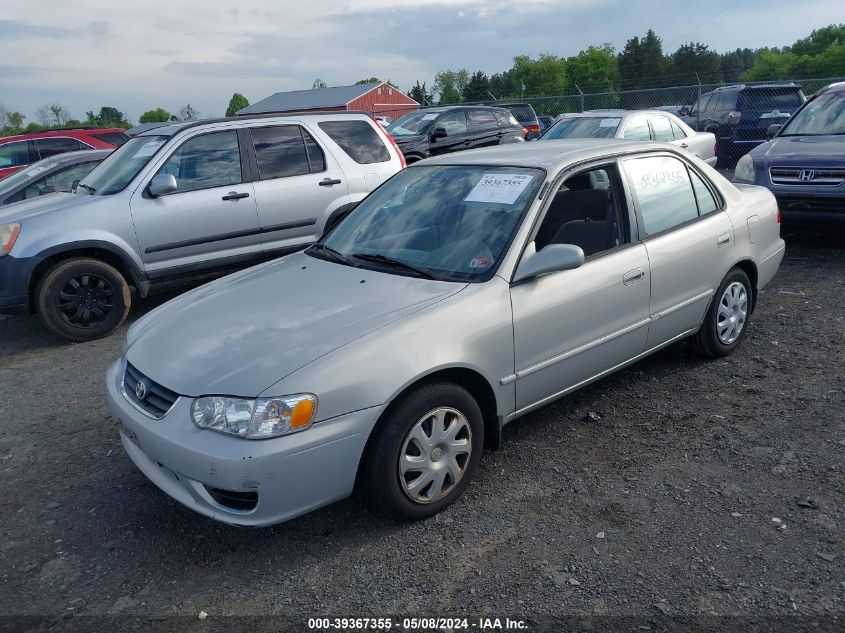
[455, 77, 843, 164]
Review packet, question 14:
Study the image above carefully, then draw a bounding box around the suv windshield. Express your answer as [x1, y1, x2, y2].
[388, 112, 439, 137]
[314, 165, 544, 282]
[77, 135, 168, 195]
[780, 92, 845, 136]
[542, 117, 620, 139]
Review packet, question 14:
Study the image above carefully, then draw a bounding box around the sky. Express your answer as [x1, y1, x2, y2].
[0, 0, 842, 124]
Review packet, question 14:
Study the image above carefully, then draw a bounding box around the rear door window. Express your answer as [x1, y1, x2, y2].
[622, 115, 651, 140]
[494, 111, 519, 127]
[625, 155, 700, 235]
[158, 130, 243, 193]
[250, 125, 325, 179]
[650, 116, 674, 141]
[0, 141, 36, 168]
[670, 119, 687, 139]
[689, 169, 719, 215]
[468, 109, 497, 131]
[317, 120, 389, 164]
[35, 137, 86, 158]
[433, 111, 468, 135]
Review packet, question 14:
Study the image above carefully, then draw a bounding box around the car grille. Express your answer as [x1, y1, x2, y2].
[770, 167, 845, 186]
[205, 486, 258, 511]
[775, 194, 845, 214]
[123, 362, 180, 418]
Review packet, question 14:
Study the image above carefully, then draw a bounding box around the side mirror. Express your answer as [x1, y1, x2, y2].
[767, 123, 783, 138]
[679, 106, 690, 116]
[148, 173, 177, 197]
[430, 127, 447, 140]
[513, 243, 585, 283]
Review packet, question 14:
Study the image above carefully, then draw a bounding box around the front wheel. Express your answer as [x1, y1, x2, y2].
[692, 268, 752, 358]
[361, 381, 484, 520]
[36, 257, 131, 342]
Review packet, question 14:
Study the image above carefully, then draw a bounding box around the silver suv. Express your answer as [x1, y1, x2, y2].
[0, 112, 404, 340]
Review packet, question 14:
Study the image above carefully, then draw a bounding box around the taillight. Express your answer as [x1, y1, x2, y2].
[383, 131, 406, 169]
[777, 207, 781, 224]
[527, 124, 541, 134]
[727, 111, 742, 125]
[713, 143, 718, 155]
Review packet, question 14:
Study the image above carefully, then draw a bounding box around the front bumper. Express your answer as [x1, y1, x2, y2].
[0, 254, 34, 315]
[105, 359, 384, 527]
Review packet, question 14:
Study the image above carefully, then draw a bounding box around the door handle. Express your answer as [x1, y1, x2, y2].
[623, 268, 645, 285]
[717, 233, 731, 247]
[319, 178, 342, 187]
[222, 191, 249, 200]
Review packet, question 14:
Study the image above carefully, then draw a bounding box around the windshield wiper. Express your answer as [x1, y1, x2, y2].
[77, 183, 96, 194]
[307, 243, 354, 265]
[351, 253, 443, 280]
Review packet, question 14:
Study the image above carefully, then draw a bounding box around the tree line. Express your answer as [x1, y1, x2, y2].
[410, 23, 845, 104]
[0, 94, 251, 137]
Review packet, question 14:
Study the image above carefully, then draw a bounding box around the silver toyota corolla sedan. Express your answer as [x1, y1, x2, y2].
[106, 139, 784, 526]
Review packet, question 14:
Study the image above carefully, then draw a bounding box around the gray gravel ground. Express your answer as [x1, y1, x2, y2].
[0, 223, 842, 633]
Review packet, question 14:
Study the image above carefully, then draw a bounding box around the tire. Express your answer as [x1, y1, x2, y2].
[692, 267, 753, 358]
[36, 257, 131, 342]
[361, 381, 484, 521]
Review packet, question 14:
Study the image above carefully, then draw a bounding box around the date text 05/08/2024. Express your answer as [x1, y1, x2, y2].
[307, 617, 529, 630]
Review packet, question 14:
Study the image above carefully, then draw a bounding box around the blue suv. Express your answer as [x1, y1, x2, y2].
[680, 83, 805, 165]
[734, 81, 845, 222]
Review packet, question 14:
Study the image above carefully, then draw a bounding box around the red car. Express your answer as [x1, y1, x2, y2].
[0, 127, 129, 180]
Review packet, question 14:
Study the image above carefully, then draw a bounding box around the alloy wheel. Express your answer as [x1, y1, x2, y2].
[56, 273, 116, 328]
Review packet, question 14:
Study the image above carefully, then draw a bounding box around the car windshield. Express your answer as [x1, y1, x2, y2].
[314, 165, 544, 282]
[77, 135, 168, 195]
[542, 117, 620, 139]
[779, 92, 845, 136]
[387, 112, 438, 136]
[0, 159, 56, 196]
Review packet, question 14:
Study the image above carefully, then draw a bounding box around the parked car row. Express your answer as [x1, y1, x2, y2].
[0, 127, 128, 179]
[0, 149, 111, 205]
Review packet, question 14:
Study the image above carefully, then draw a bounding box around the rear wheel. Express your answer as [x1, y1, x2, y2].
[36, 258, 131, 341]
[692, 268, 752, 358]
[361, 381, 484, 520]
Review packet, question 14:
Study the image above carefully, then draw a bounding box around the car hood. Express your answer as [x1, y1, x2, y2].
[0, 191, 100, 224]
[125, 252, 466, 398]
[750, 135, 845, 165]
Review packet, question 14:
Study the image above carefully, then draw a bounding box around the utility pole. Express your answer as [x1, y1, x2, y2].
[576, 84, 585, 112]
[521, 80, 526, 101]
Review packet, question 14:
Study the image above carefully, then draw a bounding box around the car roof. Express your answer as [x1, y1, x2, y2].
[0, 128, 125, 143]
[420, 138, 661, 170]
[137, 110, 387, 137]
[821, 81, 845, 94]
[706, 83, 801, 93]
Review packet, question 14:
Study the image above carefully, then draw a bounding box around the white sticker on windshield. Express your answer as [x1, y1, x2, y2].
[464, 173, 534, 205]
[599, 118, 621, 127]
[421, 113, 438, 121]
[132, 140, 165, 158]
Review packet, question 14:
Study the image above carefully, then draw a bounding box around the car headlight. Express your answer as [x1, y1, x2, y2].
[190, 394, 317, 439]
[0, 223, 21, 256]
[734, 155, 756, 183]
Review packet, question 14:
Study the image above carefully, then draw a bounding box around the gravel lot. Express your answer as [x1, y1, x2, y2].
[0, 223, 842, 632]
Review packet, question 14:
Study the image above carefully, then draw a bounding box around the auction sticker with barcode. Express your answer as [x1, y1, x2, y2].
[464, 173, 534, 205]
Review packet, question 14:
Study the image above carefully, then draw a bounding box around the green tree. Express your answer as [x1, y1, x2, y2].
[807, 42, 845, 76]
[618, 29, 668, 89]
[462, 71, 491, 102]
[225, 93, 249, 117]
[4, 111, 25, 133]
[511, 53, 567, 96]
[433, 69, 470, 104]
[355, 77, 380, 85]
[791, 24, 845, 57]
[740, 49, 797, 81]
[86, 106, 131, 128]
[312, 78, 327, 89]
[489, 72, 514, 99]
[565, 44, 619, 93]
[668, 42, 722, 84]
[139, 108, 174, 123]
[720, 48, 756, 83]
[408, 81, 433, 106]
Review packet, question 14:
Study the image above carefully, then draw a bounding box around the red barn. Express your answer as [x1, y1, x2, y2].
[238, 82, 419, 121]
